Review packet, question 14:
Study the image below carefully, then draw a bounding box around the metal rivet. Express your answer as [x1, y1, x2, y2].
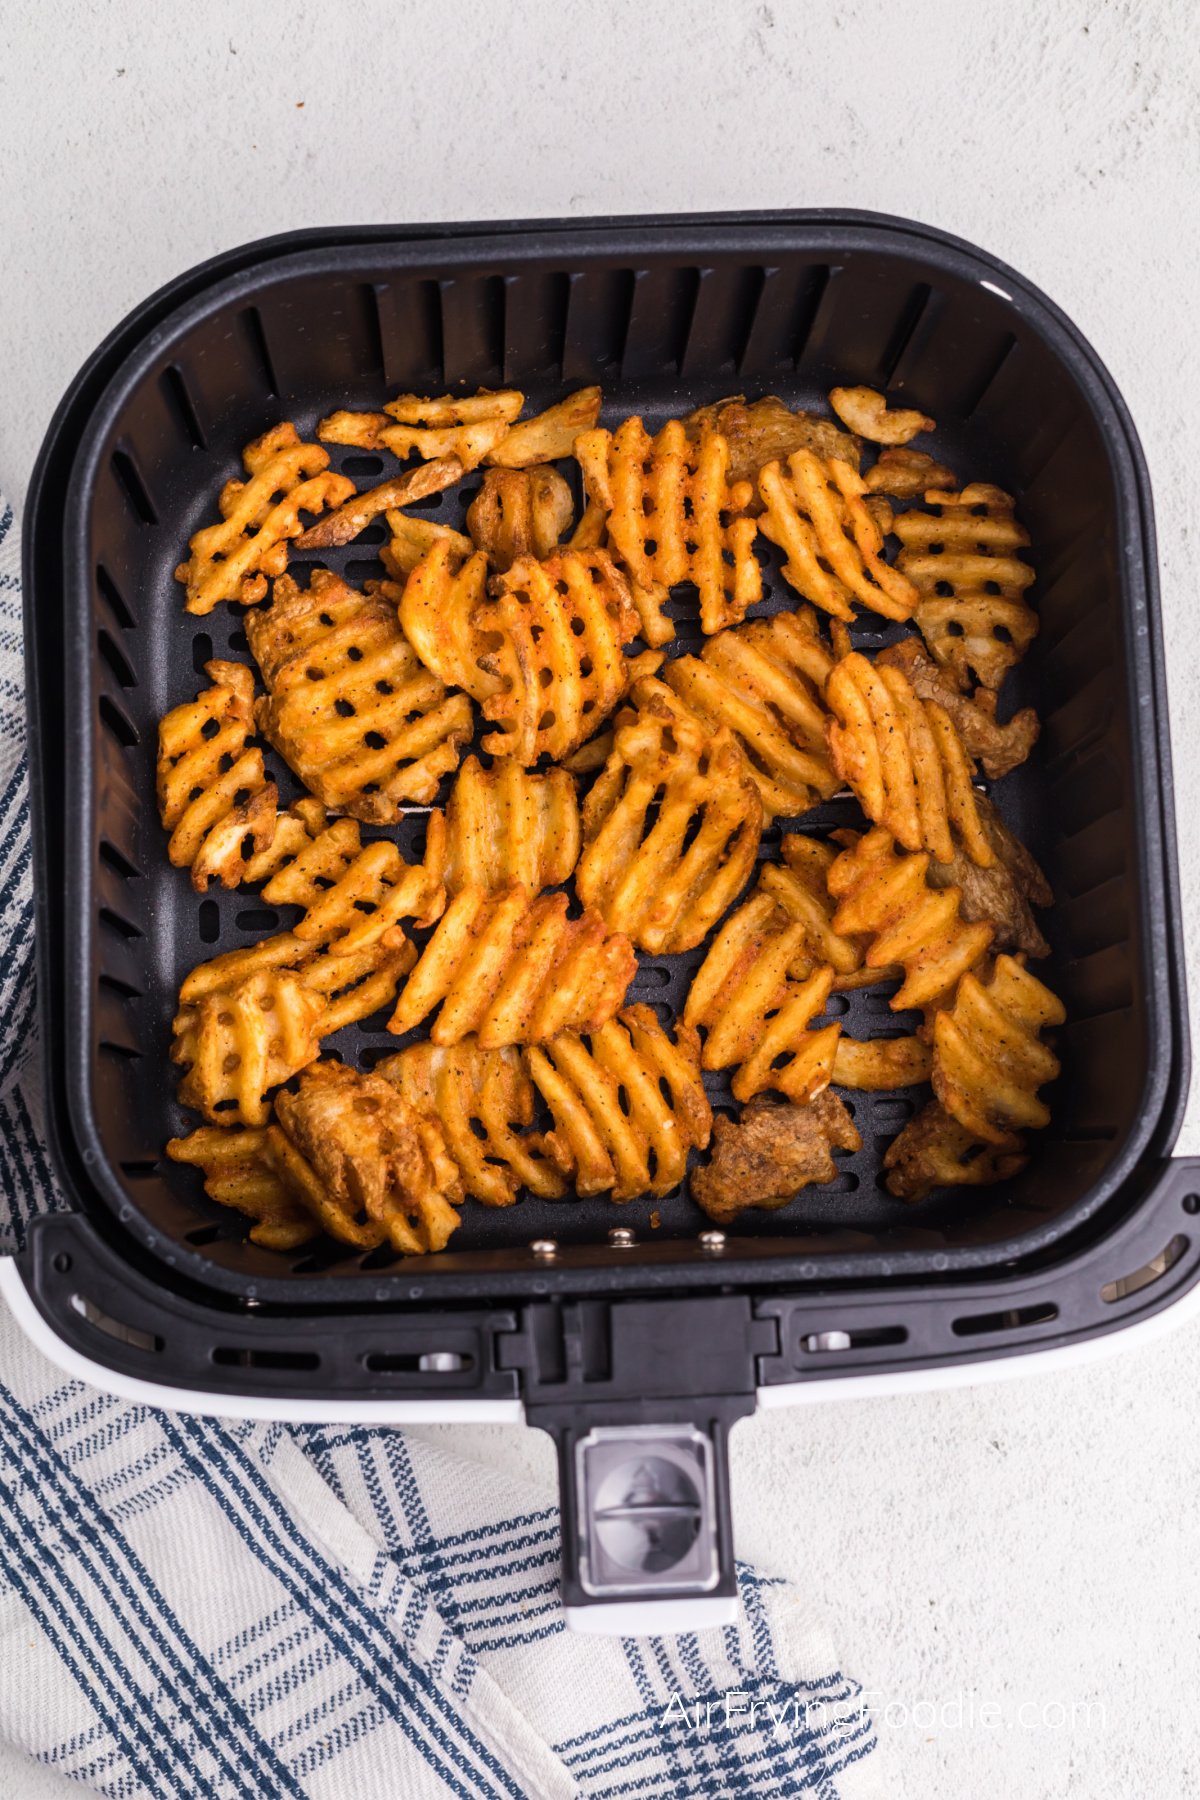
[698, 1231, 726, 1253]
[608, 1227, 636, 1249]
[530, 1239, 559, 1259]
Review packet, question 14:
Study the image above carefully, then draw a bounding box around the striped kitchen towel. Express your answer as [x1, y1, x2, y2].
[0, 495, 882, 1799]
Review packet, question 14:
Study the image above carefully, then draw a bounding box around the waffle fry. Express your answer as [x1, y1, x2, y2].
[575, 416, 761, 634]
[933, 954, 1064, 1147]
[395, 538, 495, 701]
[477, 549, 642, 764]
[319, 388, 523, 469]
[827, 827, 994, 1013]
[691, 1091, 861, 1223]
[662, 609, 841, 817]
[445, 755, 579, 896]
[825, 651, 994, 866]
[174, 424, 354, 615]
[246, 568, 473, 820]
[877, 637, 1038, 778]
[884, 1099, 1028, 1201]
[577, 679, 762, 952]
[466, 465, 574, 572]
[832, 1035, 932, 1090]
[271, 1061, 462, 1255]
[377, 1039, 564, 1205]
[829, 385, 935, 445]
[240, 797, 329, 887]
[526, 1005, 711, 1201]
[763, 834, 872, 984]
[485, 387, 602, 467]
[263, 812, 447, 947]
[683, 395, 860, 488]
[157, 660, 278, 890]
[382, 511, 474, 581]
[759, 449, 917, 624]
[387, 885, 636, 1048]
[172, 968, 324, 1126]
[864, 447, 956, 499]
[296, 454, 464, 549]
[303, 939, 416, 1034]
[892, 484, 1037, 689]
[165, 1126, 317, 1249]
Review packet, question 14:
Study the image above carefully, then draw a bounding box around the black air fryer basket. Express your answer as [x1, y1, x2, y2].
[14, 212, 1196, 1628]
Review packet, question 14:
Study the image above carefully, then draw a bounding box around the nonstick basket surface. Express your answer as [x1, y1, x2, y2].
[41, 214, 1185, 1304]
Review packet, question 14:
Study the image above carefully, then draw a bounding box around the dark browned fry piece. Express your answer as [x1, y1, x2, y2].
[691, 1091, 861, 1224]
[876, 636, 1039, 779]
[295, 455, 464, 549]
[927, 793, 1052, 956]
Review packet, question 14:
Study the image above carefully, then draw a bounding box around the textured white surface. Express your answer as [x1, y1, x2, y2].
[1, 1, 1198, 1796]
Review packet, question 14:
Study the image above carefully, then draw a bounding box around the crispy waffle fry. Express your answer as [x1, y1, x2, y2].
[763, 835, 872, 984]
[271, 1061, 463, 1255]
[387, 885, 636, 1048]
[577, 679, 762, 953]
[240, 796, 329, 886]
[825, 651, 994, 866]
[827, 827, 994, 1013]
[691, 1091, 860, 1223]
[246, 568, 473, 820]
[933, 954, 1064, 1147]
[892, 484, 1037, 689]
[876, 637, 1039, 777]
[319, 388, 523, 469]
[832, 1035, 932, 1090]
[174, 423, 354, 615]
[382, 511, 474, 581]
[263, 812, 447, 947]
[377, 1039, 564, 1205]
[476, 549, 642, 764]
[829, 385, 935, 445]
[165, 1126, 317, 1249]
[485, 387, 602, 467]
[445, 755, 579, 896]
[157, 660, 278, 891]
[663, 609, 841, 817]
[759, 449, 917, 624]
[396, 539, 496, 700]
[884, 1099, 1028, 1201]
[575, 416, 761, 635]
[864, 447, 956, 499]
[172, 968, 324, 1127]
[683, 395, 860, 488]
[295, 455, 464, 549]
[526, 1004, 711, 1201]
[466, 465, 574, 572]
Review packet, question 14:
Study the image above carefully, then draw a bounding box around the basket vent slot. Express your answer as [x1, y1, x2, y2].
[963, 333, 1018, 420]
[111, 448, 157, 525]
[241, 305, 279, 397]
[69, 1293, 162, 1354]
[99, 839, 142, 881]
[98, 628, 137, 690]
[801, 1325, 907, 1354]
[96, 563, 136, 630]
[1100, 1234, 1187, 1304]
[161, 363, 207, 449]
[211, 1346, 320, 1370]
[951, 1302, 1058, 1338]
[363, 1350, 475, 1374]
[99, 694, 139, 748]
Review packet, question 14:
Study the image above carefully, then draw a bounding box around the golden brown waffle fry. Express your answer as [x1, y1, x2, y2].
[932, 953, 1064, 1147]
[691, 1091, 860, 1223]
[295, 455, 464, 549]
[864, 447, 956, 499]
[157, 660, 278, 891]
[246, 568, 473, 820]
[240, 796, 329, 887]
[832, 1035, 932, 1090]
[387, 885, 636, 1048]
[827, 827, 994, 1014]
[444, 755, 579, 896]
[577, 679, 762, 952]
[395, 539, 495, 700]
[466, 466, 574, 572]
[825, 651, 993, 866]
[759, 449, 917, 623]
[883, 1099, 1028, 1201]
[485, 387, 602, 467]
[319, 388, 523, 469]
[263, 812, 447, 948]
[876, 637, 1039, 777]
[165, 1126, 317, 1249]
[526, 1004, 711, 1200]
[174, 424, 354, 615]
[271, 1061, 462, 1254]
[476, 549, 642, 764]
[382, 511, 474, 581]
[829, 385, 935, 445]
[683, 395, 860, 488]
[892, 484, 1037, 689]
[172, 968, 324, 1126]
[663, 609, 841, 817]
[303, 939, 416, 1034]
[378, 1038, 565, 1205]
[763, 835, 871, 984]
[575, 416, 760, 635]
